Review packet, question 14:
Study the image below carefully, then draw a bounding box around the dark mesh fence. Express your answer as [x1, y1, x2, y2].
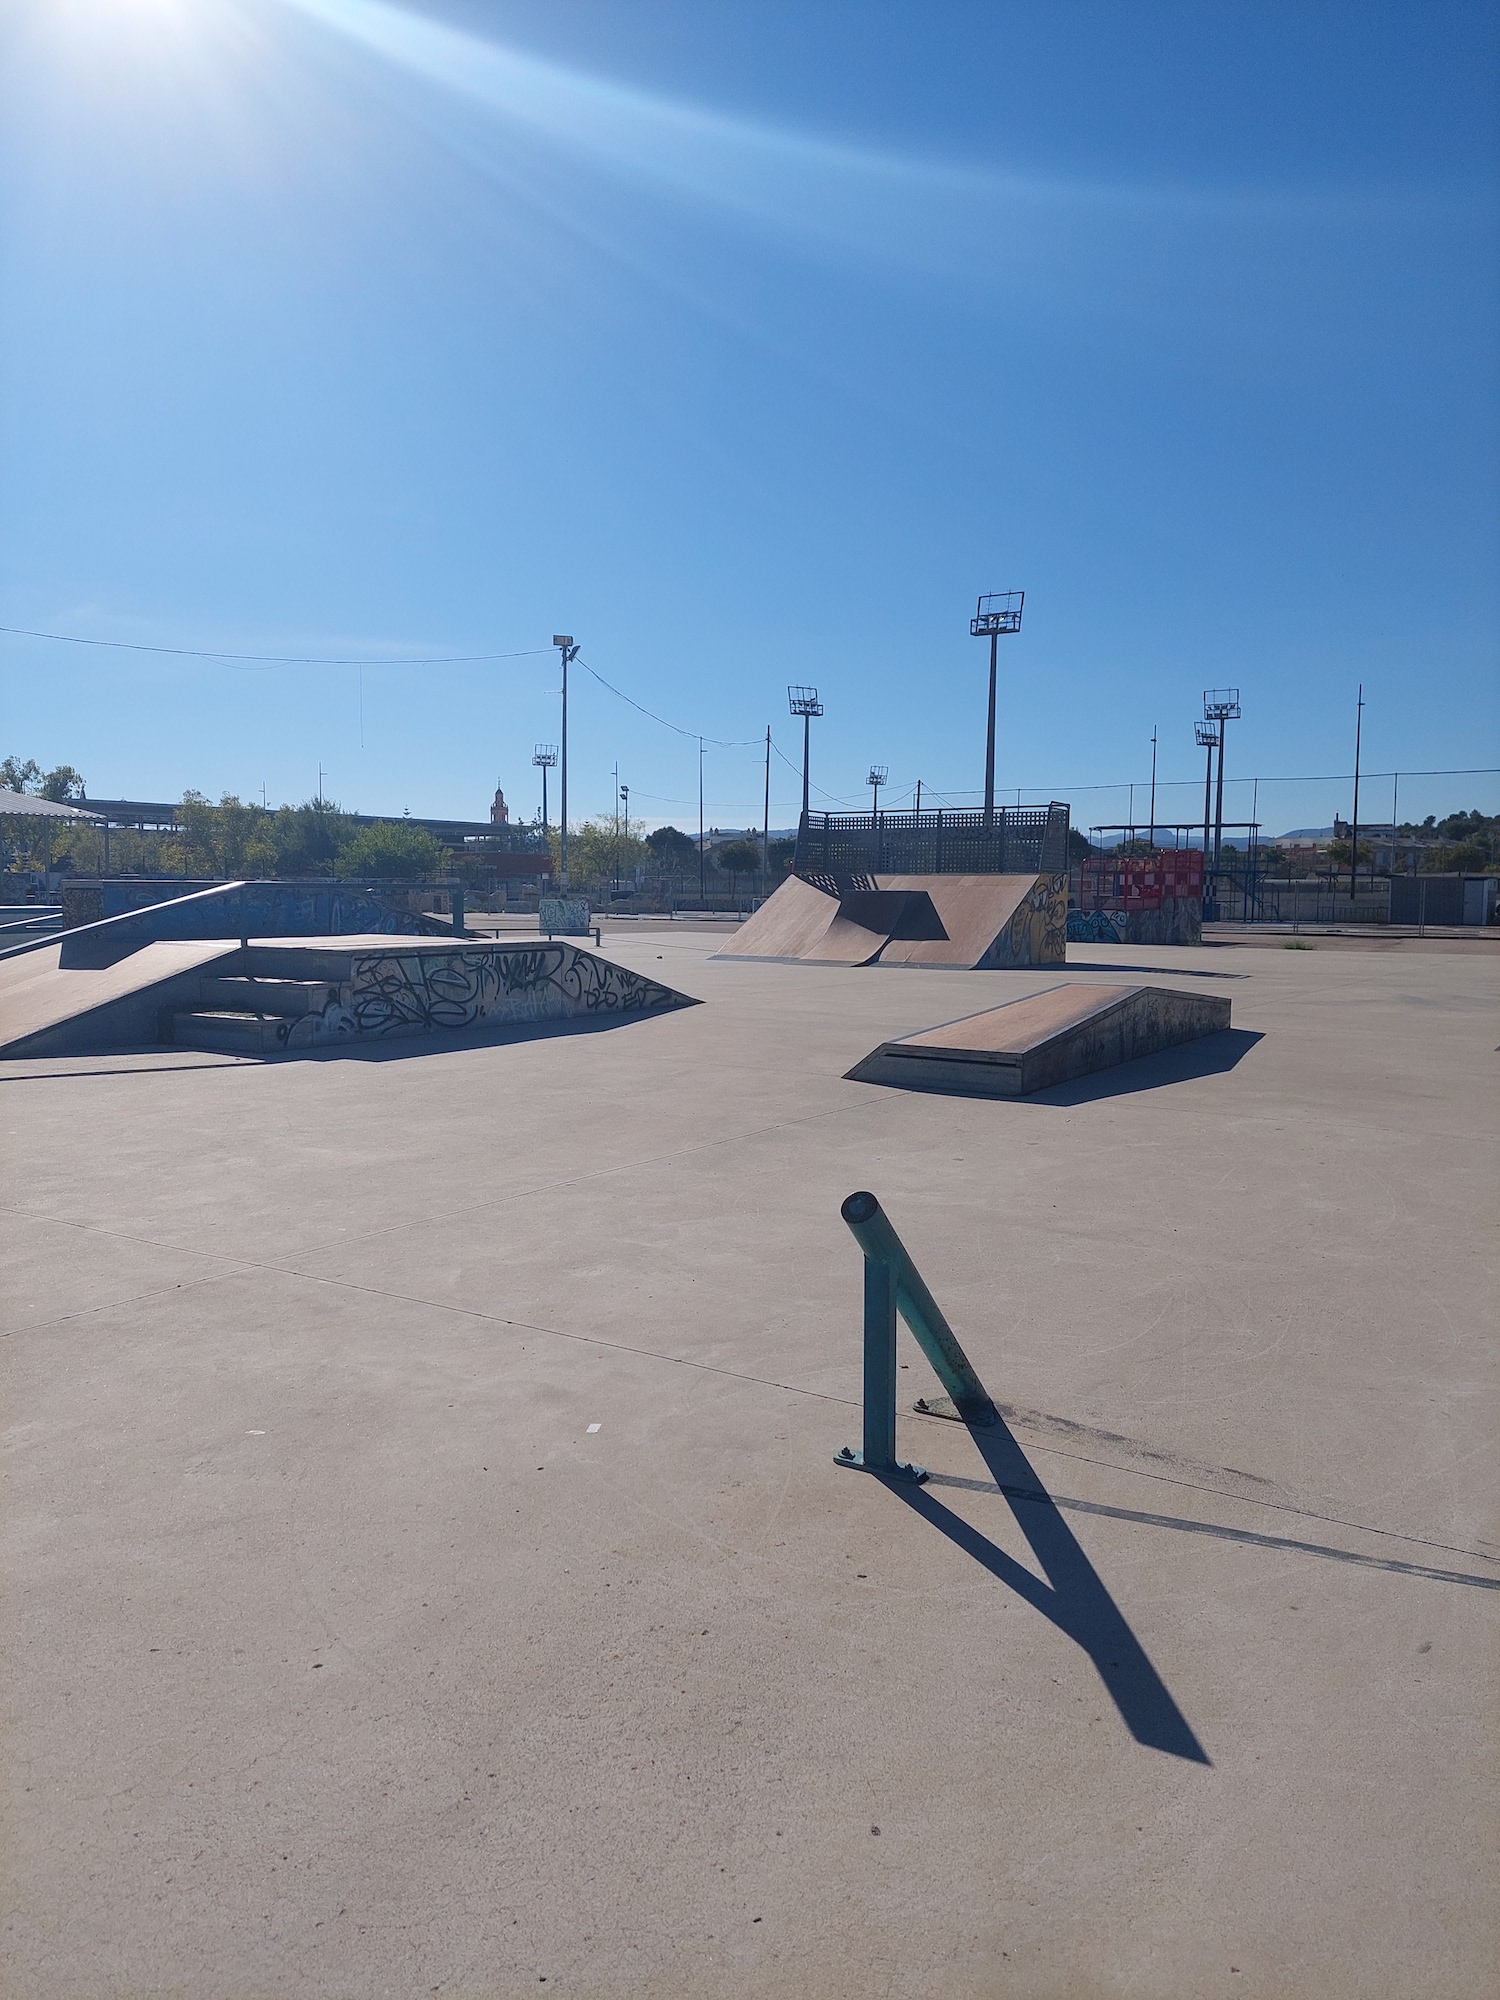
[793, 803, 1070, 880]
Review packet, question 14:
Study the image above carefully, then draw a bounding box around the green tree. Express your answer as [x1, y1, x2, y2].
[40, 765, 85, 802]
[767, 837, 797, 878]
[715, 839, 762, 897]
[1328, 839, 1375, 871]
[335, 820, 445, 879]
[646, 825, 698, 867]
[1, 756, 43, 793]
[266, 798, 357, 875]
[549, 818, 648, 896]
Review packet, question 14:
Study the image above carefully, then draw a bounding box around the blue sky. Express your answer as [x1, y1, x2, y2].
[1, 0, 1496, 837]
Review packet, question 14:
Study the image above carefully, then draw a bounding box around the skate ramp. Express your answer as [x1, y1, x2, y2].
[717, 872, 1066, 970]
[845, 982, 1232, 1097]
[1, 933, 697, 1060]
[0, 938, 243, 1060]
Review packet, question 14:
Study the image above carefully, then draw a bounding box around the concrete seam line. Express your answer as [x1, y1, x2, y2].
[0, 1267, 258, 1341]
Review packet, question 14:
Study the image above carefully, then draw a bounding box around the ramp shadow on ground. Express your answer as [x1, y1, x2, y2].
[1064, 960, 1247, 979]
[1020, 1027, 1263, 1105]
[882, 1411, 1212, 1764]
[267, 1008, 693, 1065]
[0, 1008, 686, 1079]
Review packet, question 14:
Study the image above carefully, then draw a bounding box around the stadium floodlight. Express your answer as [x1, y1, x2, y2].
[787, 685, 823, 821]
[532, 743, 557, 840]
[867, 765, 888, 822]
[1202, 689, 1241, 886]
[970, 591, 1024, 637]
[969, 589, 1025, 825]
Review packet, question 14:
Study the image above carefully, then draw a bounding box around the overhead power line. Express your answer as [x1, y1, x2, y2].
[0, 622, 549, 667]
[576, 657, 763, 750]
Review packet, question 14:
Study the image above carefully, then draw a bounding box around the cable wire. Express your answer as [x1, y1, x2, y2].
[0, 622, 550, 667]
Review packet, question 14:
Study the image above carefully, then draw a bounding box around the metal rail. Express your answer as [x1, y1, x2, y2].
[834, 1190, 997, 1482]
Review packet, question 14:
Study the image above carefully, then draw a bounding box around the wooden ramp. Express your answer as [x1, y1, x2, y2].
[845, 982, 1232, 1097]
[716, 872, 1067, 970]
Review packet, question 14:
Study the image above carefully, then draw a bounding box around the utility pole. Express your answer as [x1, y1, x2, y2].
[969, 590, 1024, 826]
[1350, 683, 1364, 899]
[787, 687, 822, 826]
[698, 737, 706, 907]
[762, 725, 771, 881]
[914, 779, 922, 816]
[612, 761, 620, 894]
[1148, 728, 1157, 849]
[553, 637, 578, 889]
[867, 765, 887, 824]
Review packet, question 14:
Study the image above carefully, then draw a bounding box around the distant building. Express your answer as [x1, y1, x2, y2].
[490, 786, 509, 826]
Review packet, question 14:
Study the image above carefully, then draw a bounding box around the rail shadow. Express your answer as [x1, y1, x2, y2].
[884, 1409, 1212, 1763]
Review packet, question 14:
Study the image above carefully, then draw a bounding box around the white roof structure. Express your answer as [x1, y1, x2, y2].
[0, 788, 103, 822]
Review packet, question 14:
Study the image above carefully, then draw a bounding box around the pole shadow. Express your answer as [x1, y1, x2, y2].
[884, 1410, 1211, 1763]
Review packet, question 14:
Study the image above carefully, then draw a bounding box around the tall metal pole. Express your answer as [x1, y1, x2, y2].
[762, 725, 771, 881]
[1202, 731, 1214, 866]
[541, 762, 548, 838]
[553, 638, 578, 890]
[983, 629, 998, 826]
[1213, 725, 1227, 887]
[561, 653, 568, 889]
[1350, 683, 1364, 898]
[801, 710, 811, 819]
[914, 778, 922, 816]
[698, 737, 706, 907]
[1148, 728, 1157, 848]
[1392, 771, 1401, 874]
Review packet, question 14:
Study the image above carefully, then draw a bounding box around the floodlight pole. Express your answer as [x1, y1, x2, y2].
[1201, 689, 1241, 911]
[553, 637, 578, 889]
[786, 687, 823, 829]
[1196, 721, 1217, 880]
[532, 744, 557, 842]
[1148, 728, 1157, 849]
[698, 737, 705, 906]
[969, 590, 1024, 826]
[1350, 684, 1364, 899]
[762, 725, 771, 880]
[983, 630, 999, 824]
[867, 765, 887, 824]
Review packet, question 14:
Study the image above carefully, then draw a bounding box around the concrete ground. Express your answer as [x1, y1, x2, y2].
[2, 933, 1496, 1999]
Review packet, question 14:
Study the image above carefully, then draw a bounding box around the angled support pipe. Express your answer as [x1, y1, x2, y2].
[835, 1191, 997, 1483]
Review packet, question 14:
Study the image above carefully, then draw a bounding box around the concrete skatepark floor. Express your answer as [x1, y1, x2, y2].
[2, 933, 1496, 1998]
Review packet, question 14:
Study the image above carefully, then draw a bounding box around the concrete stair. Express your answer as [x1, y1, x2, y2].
[195, 976, 338, 1016]
[171, 1010, 299, 1055]
[171, 974, 348, 1054]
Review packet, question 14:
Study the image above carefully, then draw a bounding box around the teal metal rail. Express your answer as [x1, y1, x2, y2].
[835, 1190, 997, 1481]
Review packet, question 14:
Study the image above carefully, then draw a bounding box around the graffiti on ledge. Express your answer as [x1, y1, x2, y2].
[289, 942, 693, 1043]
